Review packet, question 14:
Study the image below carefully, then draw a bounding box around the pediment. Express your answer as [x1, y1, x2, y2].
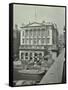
[23, 22, 45, 28]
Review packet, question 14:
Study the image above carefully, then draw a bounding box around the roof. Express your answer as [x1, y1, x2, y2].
[20, 21, 54, 28]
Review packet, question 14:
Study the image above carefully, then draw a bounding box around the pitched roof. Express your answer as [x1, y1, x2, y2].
[20, 21, 53, 28]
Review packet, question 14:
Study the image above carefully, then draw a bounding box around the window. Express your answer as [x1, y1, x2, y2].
[47, 30, 49, 36]
[37, 29, 40, 37]
[25, 53, 28, 60]
[25, 29, 28, 37]
[30, 57, 32, 60]
[22, 31, 24, 36]
[46, 38, 50, 44]
[33, 38, 36, 44]
[22, 39, 24, 43]
[41, 28, 45, 37]
[41, 38, 45, 44]
[30, 53, 32, 56]
[25, 53, 28, 56]
[37, 38, 39, 44]
[29, 53, 33, 60]
[34, 58, 37, 62]
[25, 57, 28, 59]
[39, 53, 42, 56]
[39, 53, 43, 59]
[21, 53, 24, 59]
[33, 30, 36, 37]
[34, 53, 37, 56]
[25, 39, 27, 44]
[25, 38, 29, 44]
[29, 39, 32, 44]
[29, 29, 32, 37]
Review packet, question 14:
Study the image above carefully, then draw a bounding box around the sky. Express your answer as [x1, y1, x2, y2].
[13, 4, 65, 34]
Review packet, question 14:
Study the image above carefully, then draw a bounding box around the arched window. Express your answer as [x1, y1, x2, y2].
[22, 31, 24, 36]
[22, 39, 24, 44]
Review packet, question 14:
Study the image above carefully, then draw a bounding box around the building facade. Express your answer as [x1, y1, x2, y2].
[19, 21, 58, 61]
[13, 25, 20, 60]
[63, 26, 66, 47]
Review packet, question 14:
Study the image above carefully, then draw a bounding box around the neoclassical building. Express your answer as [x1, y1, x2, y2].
[19, 21, 58, 61]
